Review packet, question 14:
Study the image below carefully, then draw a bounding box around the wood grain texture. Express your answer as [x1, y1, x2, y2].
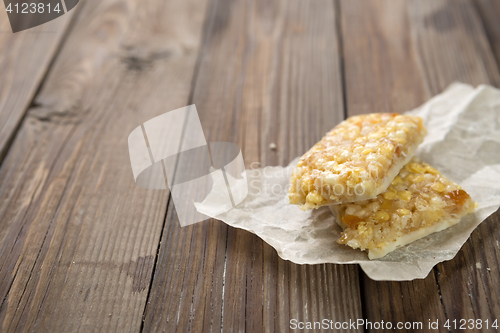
[1, 0, 500, 331]
[0, 4, 76, 164]
[473, 0, 500, 73]
[435, 213, 500, 329]
[406, 1, 500, 331]
[340, 0, 448, 328]
[142, 0, 362, 332]
[406, 0, 500, 91]
[342, 0, 500, 330]
[341, 0, 427, 116]
[0, 0, 208, 331]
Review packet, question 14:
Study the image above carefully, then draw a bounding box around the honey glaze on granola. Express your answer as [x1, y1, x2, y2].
[335, 158, 475, 252]
[289, 113, 427, 209]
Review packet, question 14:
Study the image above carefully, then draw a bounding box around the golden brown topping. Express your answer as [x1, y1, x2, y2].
[397, 190, 412, 202]
[342, 215, 361, 228]
[383, 191, 397, 200]
[289, 113, 427, 210]
[332, 157, 476, 259]
[431, 182, 446, 192]
[445, 189, 470, 208]
[374, 211, 390, 222]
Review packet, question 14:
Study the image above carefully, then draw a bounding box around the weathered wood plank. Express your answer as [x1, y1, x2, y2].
[470, 0, 500, 80]
[341, 0, 500, 330]
[142, 0, 362, 332]
[435, 213, 500, 329]
[0, 4, 77, 163]
[340, 0, 448, 328]
[406, 0, 500, 91]
[406, 1, 500, 330]
[453, 0, 500, 324]
[340, 0, 428, 116]
[0, 0, 208, 331]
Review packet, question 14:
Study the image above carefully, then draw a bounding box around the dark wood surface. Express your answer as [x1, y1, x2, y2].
[0, 5, 77, 163]
[0, 0, 499, 332]
[342, 2, 500, 332]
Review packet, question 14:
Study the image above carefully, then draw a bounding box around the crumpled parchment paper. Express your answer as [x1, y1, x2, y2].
[195, 83, 500, 281]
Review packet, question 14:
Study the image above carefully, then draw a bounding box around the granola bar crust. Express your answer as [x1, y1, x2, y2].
[289, 113, 427, 210]
[331, 158, 476, 259]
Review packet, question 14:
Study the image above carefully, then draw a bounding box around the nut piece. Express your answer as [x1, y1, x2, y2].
[289, 113, 427, 210]
[383, 192, 397, 200]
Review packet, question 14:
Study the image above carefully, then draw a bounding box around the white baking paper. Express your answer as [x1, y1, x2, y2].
[195, 83, 500, 281]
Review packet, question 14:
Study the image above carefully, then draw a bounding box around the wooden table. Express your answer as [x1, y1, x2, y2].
[0, 0, 499, 332]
